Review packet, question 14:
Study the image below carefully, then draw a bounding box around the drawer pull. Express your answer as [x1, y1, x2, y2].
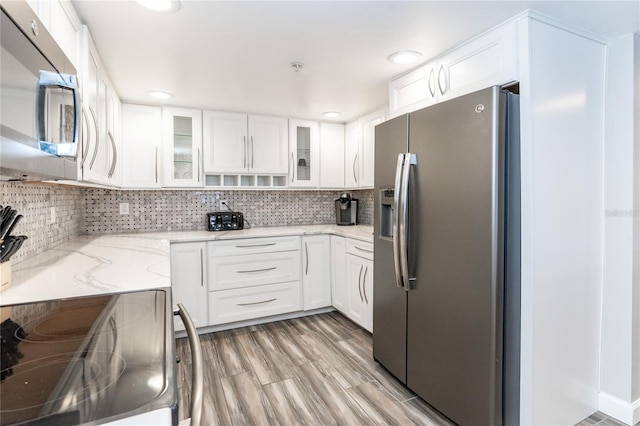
[237, 298, 277, 306]
[354, 246, 373, 254]
[235, 243, 277, 248]
[236, 266, 277, 274]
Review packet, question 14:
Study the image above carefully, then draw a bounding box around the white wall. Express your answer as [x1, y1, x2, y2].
[599, 33, 640, 426]
[518, 16, 606, 425]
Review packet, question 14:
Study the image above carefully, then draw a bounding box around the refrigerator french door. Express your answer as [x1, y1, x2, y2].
[373, 86, 520, 426]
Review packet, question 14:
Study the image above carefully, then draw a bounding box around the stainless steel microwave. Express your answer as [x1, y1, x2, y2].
[0, 0, 79, 181]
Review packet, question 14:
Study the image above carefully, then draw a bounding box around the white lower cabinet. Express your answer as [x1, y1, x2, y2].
[302, 235, 332, 310]
[170, 242, 208, 331]
[209, 282, 301, 325]
[330, 236, 347, 312]
[170, 234, 371, 331]
[207, 236, 302, 326]
[209, 251, 301, 291]
[331, 236, 373, 332]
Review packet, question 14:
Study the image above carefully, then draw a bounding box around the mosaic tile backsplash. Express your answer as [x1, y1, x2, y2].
[83, 189, 373, 234]
[0, 182, 84, 264]
[1, 181, 373, 261]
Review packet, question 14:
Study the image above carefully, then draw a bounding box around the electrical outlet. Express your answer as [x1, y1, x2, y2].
[219, 200, 229, 211]
[119, 202, 130, 215]
[50, 207, 56, 224]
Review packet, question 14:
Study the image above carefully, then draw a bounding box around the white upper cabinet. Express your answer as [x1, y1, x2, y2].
[358, 108, 386, 188]
[248, 115, 289, 174]
[202, 112, 288, 175]
[162, 107, 203, 187]
[344, 108, 386, 189]
[319, 123, 345, 189]
[388, 19, 518, 118]
[288, 119, 319, 187]
[202, 111, 248, 174]
[344, 121, 360, 188]
[122, 104, 162, 188]
[388, 63, 438, 117]
[438, 19, 518, 101]
[25, 0, 81, 69]
[81, 28, 120, 187]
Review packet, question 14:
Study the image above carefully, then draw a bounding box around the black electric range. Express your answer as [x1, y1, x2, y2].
[0, 289, 178, 425]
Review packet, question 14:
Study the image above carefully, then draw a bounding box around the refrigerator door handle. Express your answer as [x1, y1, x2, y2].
[393, 153, 405, 288]
[399, 153, 417, 291]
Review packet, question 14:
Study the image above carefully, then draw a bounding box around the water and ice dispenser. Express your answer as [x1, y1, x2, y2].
[379, 188, 394, 239]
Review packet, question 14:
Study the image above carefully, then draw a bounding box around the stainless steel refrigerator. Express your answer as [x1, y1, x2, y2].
[373, 86, 520, 426]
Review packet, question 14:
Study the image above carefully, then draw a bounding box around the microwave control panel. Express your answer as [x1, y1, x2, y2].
[207, 212, 244, 231]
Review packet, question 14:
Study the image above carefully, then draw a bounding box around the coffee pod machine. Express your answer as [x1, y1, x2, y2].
[335, 192, 358, 226]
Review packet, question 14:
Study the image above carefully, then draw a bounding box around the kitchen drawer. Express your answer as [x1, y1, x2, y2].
[345, 239, 374, 260]
[209, 250, 301, 291]
[208, 236, 300, 256]
[209, 281, 302, 325]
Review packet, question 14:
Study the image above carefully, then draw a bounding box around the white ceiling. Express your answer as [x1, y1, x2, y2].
[71, 0, 639, 123]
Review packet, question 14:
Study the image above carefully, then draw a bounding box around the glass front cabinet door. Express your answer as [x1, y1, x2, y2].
[162, 107, 203, 187]
[289, 119, 319, 187]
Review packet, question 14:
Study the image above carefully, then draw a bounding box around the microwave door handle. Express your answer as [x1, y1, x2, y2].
[393, 153, 405, 289]
[88, 106, 100, 170]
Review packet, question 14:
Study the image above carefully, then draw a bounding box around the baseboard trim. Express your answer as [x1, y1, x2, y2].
[599, 392, 640, 425]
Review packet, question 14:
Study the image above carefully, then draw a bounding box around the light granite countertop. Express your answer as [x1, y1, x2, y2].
[0, 225, 373, 306]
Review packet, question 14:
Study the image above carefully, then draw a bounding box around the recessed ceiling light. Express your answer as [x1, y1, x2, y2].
[149, 90, 174, 99]
[322, 111, 341, 118]
[136, 0, 181, 13]
[387, 51, 423, 65]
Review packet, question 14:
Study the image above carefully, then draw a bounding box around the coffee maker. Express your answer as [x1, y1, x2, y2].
[335, 192, 358, 226]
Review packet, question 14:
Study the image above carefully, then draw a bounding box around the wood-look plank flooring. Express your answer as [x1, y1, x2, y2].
[175, 311, 453, 425]
[176, 312, 635, 426]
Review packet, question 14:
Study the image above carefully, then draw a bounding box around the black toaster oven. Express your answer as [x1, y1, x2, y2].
[207, 211, 244, 231]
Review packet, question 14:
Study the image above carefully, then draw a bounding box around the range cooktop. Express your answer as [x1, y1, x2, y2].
[0, 290, 177, 425]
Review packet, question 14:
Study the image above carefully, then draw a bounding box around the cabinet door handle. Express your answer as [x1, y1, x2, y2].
[197, 147, 201, 182]
[251, 136, 255, 169]
[428, 68, 436, 98]
[290, 153, 295, 183]
[305, 242, 309, 275]
[354, 246, 373, 254]
[358, 264, 364, 302]
[437, 64, 446, 95]
[107, 131, 117, 178]
[155, 146, 158, 183]
[88, 106, 99, 170]
[200, 248, 204, 286]
[235, 242, 276, 248]
[353, 154, 358, 183]
[237, 298, 277, 307]
[237, 266, 277, 274]
[80, 107, 91, 169]
[363, 266, 368, 304]
[243, 136, 247, 169]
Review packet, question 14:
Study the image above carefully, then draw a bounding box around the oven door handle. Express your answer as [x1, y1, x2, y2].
[174, 304, 203, 426]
